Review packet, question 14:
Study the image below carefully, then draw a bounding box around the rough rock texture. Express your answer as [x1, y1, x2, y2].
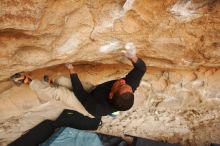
[0, 0, 220, 146]
[0, 0, 220, 80]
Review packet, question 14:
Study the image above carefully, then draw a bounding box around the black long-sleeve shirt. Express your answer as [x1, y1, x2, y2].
[70, 58, 146, 117]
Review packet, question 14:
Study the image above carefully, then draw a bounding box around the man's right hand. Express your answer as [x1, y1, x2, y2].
[122, 42, 138, 63]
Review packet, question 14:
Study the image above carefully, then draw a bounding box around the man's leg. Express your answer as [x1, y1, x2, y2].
[29, 80, 92, 117]
[8, 120, 55, 146]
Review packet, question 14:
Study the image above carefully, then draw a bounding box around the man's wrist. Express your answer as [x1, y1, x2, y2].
[130, 55, 138, 63]
[69, 69, 75, 74]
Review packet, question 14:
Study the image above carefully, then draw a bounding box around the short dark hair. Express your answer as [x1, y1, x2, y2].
[111, 92, 134, 111]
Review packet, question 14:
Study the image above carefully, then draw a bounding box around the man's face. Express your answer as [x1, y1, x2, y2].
[109, 79, 133, 99]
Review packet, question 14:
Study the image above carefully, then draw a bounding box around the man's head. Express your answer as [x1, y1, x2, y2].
[109, 79, 134, 111]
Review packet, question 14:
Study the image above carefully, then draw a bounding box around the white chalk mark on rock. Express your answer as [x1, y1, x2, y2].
[123, 0, 135, 12]
[94, 0, 136, 32]
[99, 40, 123, 53]
[54, 33, 81, 57]
[170, 0, 202, 22]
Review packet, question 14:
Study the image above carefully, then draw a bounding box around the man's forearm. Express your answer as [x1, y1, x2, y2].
[124, 57, 146, 92]
[133, 57, 146, 71]
[70, 74, 91, 103]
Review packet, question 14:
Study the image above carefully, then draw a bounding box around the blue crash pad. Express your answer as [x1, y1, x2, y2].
[40, 127, 103, 146]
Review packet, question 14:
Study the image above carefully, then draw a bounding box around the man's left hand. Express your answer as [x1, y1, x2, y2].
[65, 63, 75, 74]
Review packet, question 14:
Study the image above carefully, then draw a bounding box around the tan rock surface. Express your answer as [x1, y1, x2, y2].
[0, 0, 219, 80]
[0, 0, 220, 146]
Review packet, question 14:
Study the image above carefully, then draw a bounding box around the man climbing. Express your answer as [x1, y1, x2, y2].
[11, 43, 146, 117]
[65, 43, 146, 117]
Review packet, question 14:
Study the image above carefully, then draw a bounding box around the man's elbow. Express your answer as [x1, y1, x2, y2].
[138, 58, 147, 72]
[140, 62, 147, 74]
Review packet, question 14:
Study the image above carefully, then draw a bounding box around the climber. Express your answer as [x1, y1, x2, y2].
[10, 43, 146, 117]
[65, 42, 146, 117]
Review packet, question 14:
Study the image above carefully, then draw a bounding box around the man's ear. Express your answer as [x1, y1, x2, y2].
[109, 92, 113, 99]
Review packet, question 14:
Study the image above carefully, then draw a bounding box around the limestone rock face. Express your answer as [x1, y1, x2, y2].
[0, 0, 219, 80]
[0, 0, 220, 146]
